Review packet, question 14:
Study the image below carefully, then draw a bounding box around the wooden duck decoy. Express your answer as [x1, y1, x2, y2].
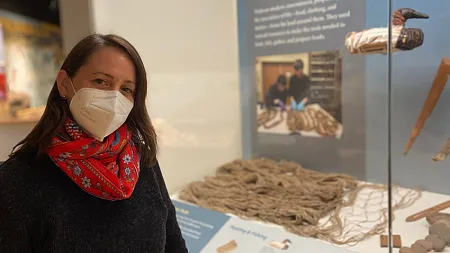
[345, 8, 429, 55]
[269, 239, 292, 250]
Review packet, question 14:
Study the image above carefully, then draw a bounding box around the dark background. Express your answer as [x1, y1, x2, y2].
[0, 0, 59, 24]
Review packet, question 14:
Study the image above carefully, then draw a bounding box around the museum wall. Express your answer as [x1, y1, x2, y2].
[89, 0, 242, 193]
[58, 0, 93, 54]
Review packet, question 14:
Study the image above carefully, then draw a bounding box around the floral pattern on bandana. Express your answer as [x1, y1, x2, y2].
[47, 118, 140, 201]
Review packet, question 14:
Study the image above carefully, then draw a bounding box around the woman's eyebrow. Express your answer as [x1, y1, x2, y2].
[92, 71, 135, 84]
[92, 71, 114, 78]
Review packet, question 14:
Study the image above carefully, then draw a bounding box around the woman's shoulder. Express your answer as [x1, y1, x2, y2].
[0, 154, 41, 216]
[0, 151, 48, 196]
[0, 154, 32, 181]
[146, 160, 172, 195]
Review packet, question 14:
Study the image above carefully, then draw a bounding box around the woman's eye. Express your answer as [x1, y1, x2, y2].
[122, 87, 133, 93]
[93, 79, 107, 85]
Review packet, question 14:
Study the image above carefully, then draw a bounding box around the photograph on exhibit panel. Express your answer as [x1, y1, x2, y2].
[256, 50, 343, 138]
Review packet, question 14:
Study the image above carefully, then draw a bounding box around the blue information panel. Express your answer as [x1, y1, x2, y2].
[172, 199, 357, 253]
[173, 200, 231, 253]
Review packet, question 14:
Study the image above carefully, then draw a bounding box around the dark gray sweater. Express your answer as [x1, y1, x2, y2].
[0, 151, 188, 253]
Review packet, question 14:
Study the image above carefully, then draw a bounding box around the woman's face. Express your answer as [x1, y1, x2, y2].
[57, 46, 136, 103]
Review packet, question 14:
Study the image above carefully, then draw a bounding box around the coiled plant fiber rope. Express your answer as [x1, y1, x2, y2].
[179, 158, 421, 245]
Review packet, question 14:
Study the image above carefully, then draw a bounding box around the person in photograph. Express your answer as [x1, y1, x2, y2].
[264, 74, 289, 108]
[289, 59, 311, 103]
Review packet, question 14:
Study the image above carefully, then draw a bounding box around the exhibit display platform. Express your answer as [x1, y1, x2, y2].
[171, 185, 450, 253]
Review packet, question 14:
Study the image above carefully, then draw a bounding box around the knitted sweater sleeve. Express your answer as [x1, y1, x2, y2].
[0, 162, 32, 252]
[152, 162, 188, 253]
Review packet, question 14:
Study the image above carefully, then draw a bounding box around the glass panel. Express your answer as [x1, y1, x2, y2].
[177, 0, 392, 252]
[390, 0, 450, 252]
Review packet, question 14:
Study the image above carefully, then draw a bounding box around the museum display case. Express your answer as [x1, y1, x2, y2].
[172, 1, 450, 252]
[172, 0, 398, 252]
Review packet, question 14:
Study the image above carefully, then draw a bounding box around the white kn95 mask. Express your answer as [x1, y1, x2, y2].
[68, 82, 133, 142]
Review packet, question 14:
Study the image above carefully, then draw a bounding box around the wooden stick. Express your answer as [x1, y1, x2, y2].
[405, 199, 450, 222]
[404, 58, 450, 154]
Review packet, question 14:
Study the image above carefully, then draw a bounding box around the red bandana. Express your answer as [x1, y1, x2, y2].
[47, 118, 140, 201]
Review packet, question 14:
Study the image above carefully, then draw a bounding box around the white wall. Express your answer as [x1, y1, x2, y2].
[90, 0, 241, 193]
[58, 0, 93, 54]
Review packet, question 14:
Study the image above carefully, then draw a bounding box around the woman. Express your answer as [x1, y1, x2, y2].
[0, 34, 188, 252]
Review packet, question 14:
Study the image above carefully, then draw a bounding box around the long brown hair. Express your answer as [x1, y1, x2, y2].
[10, 34, 158, 167]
